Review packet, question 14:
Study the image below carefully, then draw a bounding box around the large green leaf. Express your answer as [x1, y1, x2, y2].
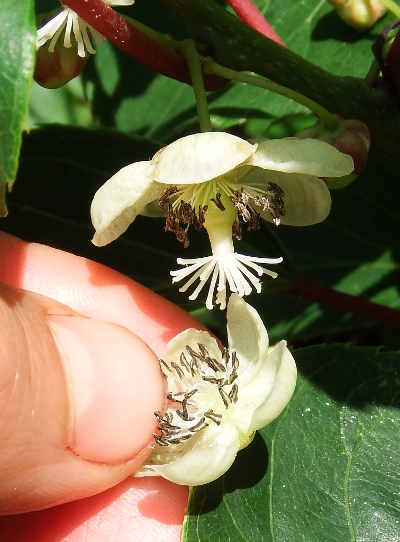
[0, 0, 36, 216]
[183, 345, 400, 542]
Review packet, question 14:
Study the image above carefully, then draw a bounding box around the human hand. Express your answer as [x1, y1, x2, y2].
[0, 231, 198, 541]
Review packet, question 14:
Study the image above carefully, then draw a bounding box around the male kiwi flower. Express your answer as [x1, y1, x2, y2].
[136, 294, 297, 486]
[91, 132, 353, 308]
[37, 1, 135, 58]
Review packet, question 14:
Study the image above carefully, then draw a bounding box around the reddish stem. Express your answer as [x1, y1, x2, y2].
[285, 273, 400, 331]
[62, 0, 221, 88]
[226, 0, 285, 47]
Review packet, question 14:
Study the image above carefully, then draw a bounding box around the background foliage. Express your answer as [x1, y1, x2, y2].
[2, 0, 400, 539]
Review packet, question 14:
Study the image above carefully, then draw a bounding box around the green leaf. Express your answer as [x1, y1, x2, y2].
[183, 345, 400, 542]
[0, 0, 36, 216]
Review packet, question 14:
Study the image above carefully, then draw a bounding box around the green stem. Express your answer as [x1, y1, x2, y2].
[380, 0, 400, 18]
[204, 60, 339, 129]
[181, 40, 213, 132]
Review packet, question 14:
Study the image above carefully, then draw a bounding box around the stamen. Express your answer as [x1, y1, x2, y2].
[189, 418, 209, 432]
[171, 362, 184, 379]
[218, 387, 231, 408]
[210, 193, 225, 211]
[204, 410, 222, 425]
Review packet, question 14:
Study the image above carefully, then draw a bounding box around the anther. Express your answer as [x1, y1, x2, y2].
[218, 387, 231, 408]
[153, 433, 169, 446]
[229, 384, 239, 403]
[171, 362, 184, 379]
[210, 193, 225, 211]
[189, 418, 209, 432]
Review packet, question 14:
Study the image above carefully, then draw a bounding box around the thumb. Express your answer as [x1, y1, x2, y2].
[0, 282, 165, 515]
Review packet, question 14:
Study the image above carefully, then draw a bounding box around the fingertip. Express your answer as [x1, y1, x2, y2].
[49, 315, 166, 465]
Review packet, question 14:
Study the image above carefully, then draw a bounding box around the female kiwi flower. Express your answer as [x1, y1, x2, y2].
[91, 132, 353, 308]
[136, 294, 297, 486]
[37, 1, 135, 58]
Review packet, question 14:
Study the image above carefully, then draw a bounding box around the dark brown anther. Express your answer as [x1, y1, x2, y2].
[176, 200, 194, 224]
[202, 376, 225, 385]
[231, 351, 239, 372]
[180, 352, 191, 372]
[210, 193, 225, 211]
[228, 372, 238, 385]
[158, 186, 178, 209]
[218, 387, 231, 408]
[171, 362, 185, 379]
[204, 409, 222, 425]
[222, 348, 230, 366]
[229, 384, 239, 403]
[153, 433, 169, 446]
[159, 359, 171, 376]
[168, 434, 192, 444]
[232, 216, 243, 240]
[189, 417, 209, 433]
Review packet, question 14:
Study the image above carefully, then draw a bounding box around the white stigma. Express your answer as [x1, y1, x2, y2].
[171, 253, 283, 310]
[37, 7, 105, 57]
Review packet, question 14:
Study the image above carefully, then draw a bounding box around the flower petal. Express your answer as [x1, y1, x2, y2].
[147, 423, 239, 486]
[243, 168, 332, 226]
[91, 161, 163, 246]
[226, 294, 269, 385]
[247, 137, 354, 177]
[163, 328, 221, 367]
[248, 341, 297, 432]
[149, 132, 257, 185]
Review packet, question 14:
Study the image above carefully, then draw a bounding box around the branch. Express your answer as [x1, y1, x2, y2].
[157, 0, 400, 163]
[285, 273, 400, 331]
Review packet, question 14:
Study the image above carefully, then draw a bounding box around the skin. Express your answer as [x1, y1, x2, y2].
[0, 231, 199, 541]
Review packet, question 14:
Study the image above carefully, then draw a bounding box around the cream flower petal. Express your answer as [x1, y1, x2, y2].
[248, 341, 297, 432]
[147, 423, 240, 486]
[149, 132, 257, 185]
[227, 293, 269, 384]
[247, 137, 354, 177]
[241, 168, 331, 226]
[91, 161, 164, 246]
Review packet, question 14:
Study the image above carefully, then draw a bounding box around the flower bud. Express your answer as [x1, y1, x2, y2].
[34, 38, 86, 89]
[295, 116, 370, 188]
[326, 0, 387, 30]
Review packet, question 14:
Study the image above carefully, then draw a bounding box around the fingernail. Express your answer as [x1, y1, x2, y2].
[48, 315, 165, 464]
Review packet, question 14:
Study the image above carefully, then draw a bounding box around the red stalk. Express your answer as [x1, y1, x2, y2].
[226, 0, 285, 47]
[61, 0, 190, 84]
[285, 273, 400, 331]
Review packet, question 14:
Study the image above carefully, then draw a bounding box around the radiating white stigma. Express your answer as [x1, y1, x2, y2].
[171, 253, 283, 310]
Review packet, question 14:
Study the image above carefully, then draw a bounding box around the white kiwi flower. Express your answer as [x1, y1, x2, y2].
[37, 1, 135, 58]
[91, 132, 353, 308]
[136, 294, 297, 486]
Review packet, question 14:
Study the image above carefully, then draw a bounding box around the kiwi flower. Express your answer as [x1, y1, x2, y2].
[37, 0, 135, 57]
[91, 132, 353, 308]
[136, 294, 297, 486]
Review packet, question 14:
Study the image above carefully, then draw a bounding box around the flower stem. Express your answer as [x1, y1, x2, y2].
[203, 60, 339, 129]
[285, 272, 400, 331]
[226, 0, 286, 46]
[181, 40, 213, 132]
[380, 0, 400, 18]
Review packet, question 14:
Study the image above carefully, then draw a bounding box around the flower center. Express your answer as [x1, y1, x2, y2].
[158, 176, 285, 247]
[153, 343, 240, 447]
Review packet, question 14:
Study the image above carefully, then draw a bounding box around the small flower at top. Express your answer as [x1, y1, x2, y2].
[135, 294, 297, 486]
[91, 132, 353, 308]
[37, 1, 135, 58]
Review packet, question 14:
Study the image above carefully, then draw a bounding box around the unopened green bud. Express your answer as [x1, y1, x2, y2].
[327, 0, 387, 30]
[295, 115, 370, 188]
